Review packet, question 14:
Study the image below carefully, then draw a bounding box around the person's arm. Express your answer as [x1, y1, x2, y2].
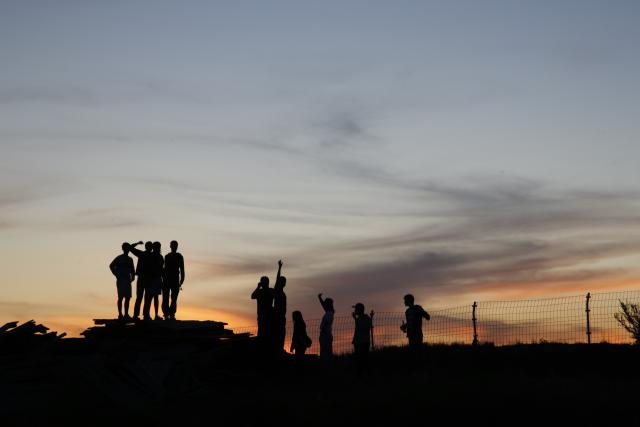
[422, 307, 431, 321]
[109, 258, 118, 276]
[251, 285, 260, 300]
[128, 258, 135, 281]
[276, 259, 283, 281]
[129, 247, 144, 257]
[179, 254, 185, 285]
[317, 293, 325, 310]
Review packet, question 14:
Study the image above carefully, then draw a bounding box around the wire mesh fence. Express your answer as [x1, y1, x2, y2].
[232, 289, 640, 354]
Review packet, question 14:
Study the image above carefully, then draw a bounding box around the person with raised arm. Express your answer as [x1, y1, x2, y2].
[144, 241, 164, 320]
[109, 242, 135, 320]
[273, 259, 287, 353]
[129, 241, 151, 320]
[400, 294, 431, 351]
[317, 293, 335, 365]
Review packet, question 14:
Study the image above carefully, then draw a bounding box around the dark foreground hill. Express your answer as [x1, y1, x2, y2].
[1, 320, 640, 426]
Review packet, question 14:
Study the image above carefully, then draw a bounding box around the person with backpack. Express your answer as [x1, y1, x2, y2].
[290, 310, 311, 361]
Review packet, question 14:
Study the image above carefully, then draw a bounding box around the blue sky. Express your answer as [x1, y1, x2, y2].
[1, 1, 640, 334]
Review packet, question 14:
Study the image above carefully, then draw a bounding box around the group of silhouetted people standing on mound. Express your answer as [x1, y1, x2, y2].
[109, 240, 185, 321]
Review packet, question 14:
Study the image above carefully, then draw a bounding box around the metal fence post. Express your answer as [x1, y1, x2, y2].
[472, 301, 478, 346]
[585, 292, 592, 344]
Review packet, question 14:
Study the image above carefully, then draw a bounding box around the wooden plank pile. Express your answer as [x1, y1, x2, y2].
[0, 320, 66, 353]
[0, 318, 258, 417]
[81, 318, 248, 350]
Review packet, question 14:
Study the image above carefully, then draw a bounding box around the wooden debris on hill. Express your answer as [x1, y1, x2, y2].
[0, 318, 258, 411]
[0, 320, 66, 352]
[81, 318, 250, 350]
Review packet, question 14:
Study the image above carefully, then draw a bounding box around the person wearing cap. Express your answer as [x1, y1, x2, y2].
[401, 294, 431, 351]
[352, 302, 372, 376]
[109, 242, 136, 320]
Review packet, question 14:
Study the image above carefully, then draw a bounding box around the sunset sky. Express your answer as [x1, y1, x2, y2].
[1, 1, 640, 336]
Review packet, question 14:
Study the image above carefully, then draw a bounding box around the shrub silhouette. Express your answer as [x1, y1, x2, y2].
[614, 300, 640, 344]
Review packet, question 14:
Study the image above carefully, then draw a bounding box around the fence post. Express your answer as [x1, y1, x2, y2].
[472, 301, 478, 346]
[585, 292, 591, 344]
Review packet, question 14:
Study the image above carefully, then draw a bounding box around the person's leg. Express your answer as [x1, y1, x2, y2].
[124, 297, 130, 317]
[362, 344, 370, 374]
[278, 317, 286, 352]
[117, 296, 123, 318]
[170, 285, 180, 318]
[134, 278, 144, 319]
[142, 280, 152, 320]
[154, 295, 159, 318]
[161, 285, 170, 318]
[353, 344, 361, 375]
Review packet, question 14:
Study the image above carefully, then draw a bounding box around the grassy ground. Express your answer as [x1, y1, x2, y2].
[3, 343, 640, 426]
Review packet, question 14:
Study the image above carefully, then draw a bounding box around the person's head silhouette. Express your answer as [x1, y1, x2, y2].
[121, 242, 130, 254]
[353, 302, 365, 316]
[145, 241, 153, 251]
[170, 240, 178, 253]
[404, 294, 415, 307]
[259, 276, 269, 289]
[292, 310, 303, 323]
[324, 297, 334, 312]
[275, 275, 286, 290]
[152, 241, 161, 254]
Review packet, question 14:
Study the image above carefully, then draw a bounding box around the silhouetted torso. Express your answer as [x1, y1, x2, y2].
[148, 252, 164, 278]
[273, 289, 286, 318]
[253, 288, 274, 319]
[353, 314, 372, 345]
[291, 320, 309, 355]
[164, 252, 184, 281]
[130, 248, 153, 278]
[110, 254, 134, 280]
[405, 305, 428, 337]
[320, 311, 334, 339]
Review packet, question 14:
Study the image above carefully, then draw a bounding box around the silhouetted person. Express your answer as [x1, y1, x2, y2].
[317, 293, 334, 365]
[290, 311, 311, 363]
[352, 303, 372, 376]
[130, 241, 151, 320]
[142, 241, 164, 320]
[251, 275, 274, 351]
[273, 259, 287, 353]
[401, 294, 430, 351]
[163, 240, 185, 320]
[109, 242, 135, 320]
